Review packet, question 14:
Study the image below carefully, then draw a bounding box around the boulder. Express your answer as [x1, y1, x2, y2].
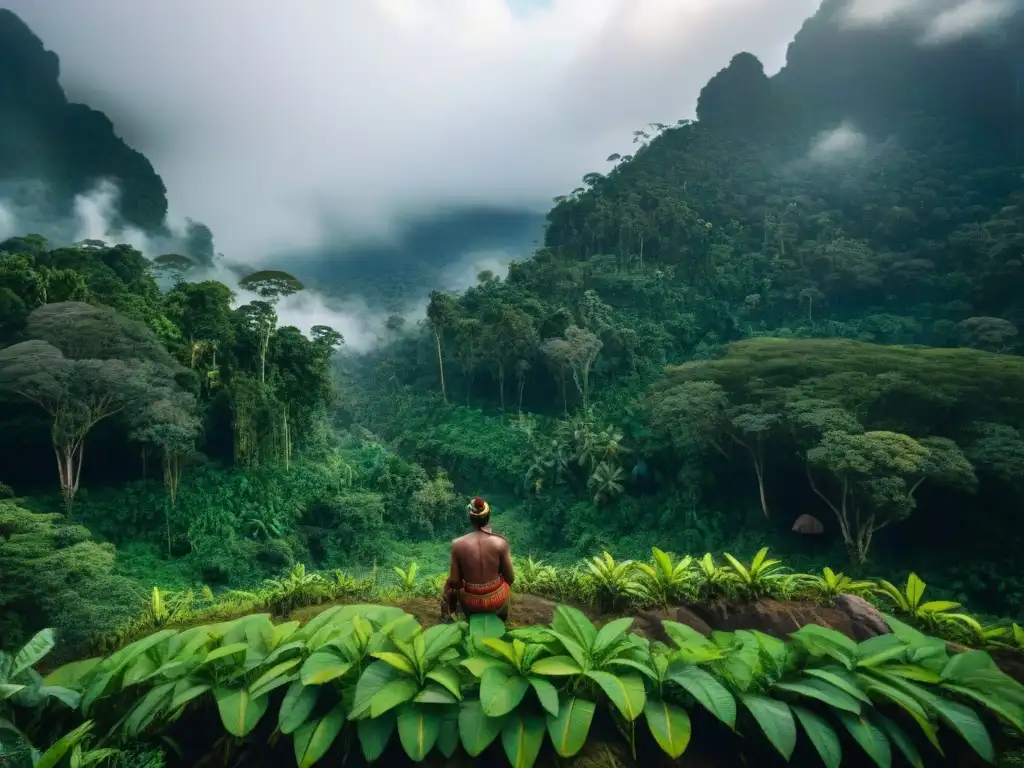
[690, 599, 889, 640]
[834, 594, 891, 640]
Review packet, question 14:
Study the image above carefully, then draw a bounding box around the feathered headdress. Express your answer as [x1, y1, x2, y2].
[467, 496, 490, 519]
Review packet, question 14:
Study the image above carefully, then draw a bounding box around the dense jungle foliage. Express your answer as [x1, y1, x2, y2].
[4, 0, 1024, 763]
[341, 0, 1024, 621]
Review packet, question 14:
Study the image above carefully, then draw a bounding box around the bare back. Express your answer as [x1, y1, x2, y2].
[449, 529, 514, 587]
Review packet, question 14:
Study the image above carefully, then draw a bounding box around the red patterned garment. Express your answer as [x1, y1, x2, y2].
[458, 577, 510, 614]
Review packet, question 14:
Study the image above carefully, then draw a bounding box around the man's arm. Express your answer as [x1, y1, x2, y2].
[499, 540, 515, 586]
[445, 544, 462, 591]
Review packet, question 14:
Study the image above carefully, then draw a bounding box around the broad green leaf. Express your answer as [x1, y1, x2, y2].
[279, 681, 319, 734]
[42, 657, 102, 688]
[942, 682, 1024, 731]
[462, 656, 512, 678]
[370, 678, 420, 717]
[662, 620, 712, 648]
[215, 686, 269, 737]
[458, 698, 504, 756]
[858, 673, 941, 751]
[250, 657, 302, 697]
[585, 671, 645, 722]
[170, 682, 210, 710]
[0, 683, 24, 700]
[927, 695, 994, 761]
[501, 712, 545, 768]
[552, 605, 598, 650]
[530, 655, 582, 677]
[876, 713, 924, 768]
[941, 650, 998, 680]
[36, 685, 80, 709]
[792, 705, 842, 768]
[371, 652, 417, 675]
[790, 625, 857, 669]
[469, 614, 506, 641]
[294, 703, 347, 768]
[397, 702, 443, 761]
[666, 666, 736, 728]
[357, 711, 395, 762]
[124, 682, 175, 736]
[12, 629, 56, 677]
[875, 664, 941, 684]
[527, 676, 560, 717]
[426, 666, 463, 700]
[202, 642, 249, 665]
[804, 667, 872, 703]
[301, 651, 354, 686]
[35, 721, 93, 768]
[837, 711, 892, 768]
[350, 661, 404, 719]
[739, 693, 796, 760]
[644, 697, 691, 759]
[482, 638, 520, 667]
[591, 618, 634, 657]
[544, 631, 589, 669]
[773, 678, 862, 713]
[413, 683, 459, 705]
[546, 696, 595, 758]
[422, 624, 463, 664]
[436, 706, 460, 758]
[480, 668, 530, 717]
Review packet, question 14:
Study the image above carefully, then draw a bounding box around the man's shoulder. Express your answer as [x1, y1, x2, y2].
[452, 533, 471, 546]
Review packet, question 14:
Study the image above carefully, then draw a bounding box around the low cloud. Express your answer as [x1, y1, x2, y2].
[4, 0, 820, 268]
[842, 0, 1020, 44]
[807, 122, 868, 164]
[0, 180, 390, 350]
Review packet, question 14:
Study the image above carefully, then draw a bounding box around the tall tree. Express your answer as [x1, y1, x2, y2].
[426, 291, 459, 403]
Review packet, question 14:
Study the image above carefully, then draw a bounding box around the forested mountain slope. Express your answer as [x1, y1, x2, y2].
[346, 0, 1024, 614]
[0, 9, 168, 231]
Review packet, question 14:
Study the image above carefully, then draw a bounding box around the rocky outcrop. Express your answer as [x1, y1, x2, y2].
[687, 598, 888, 641]
[0, 9, 168, 230]
[833, 594, 891, 639]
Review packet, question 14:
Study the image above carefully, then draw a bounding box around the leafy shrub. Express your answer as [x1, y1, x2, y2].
[40, 602, 1024, 767]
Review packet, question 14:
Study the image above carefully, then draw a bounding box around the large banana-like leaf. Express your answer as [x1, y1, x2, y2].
[279, 680, 319, 734]
[293, 703, 347, 768]
[501, 712, 546, 768]
[214, 685, 269, 738]
[11, 629, 55, 678]
[480, 668, 530, 717]
[739, 692, 796, 760]
[792, 705, 842, 768]
[585, 670, 645, 721]
[396, 702, 442, 761]
[644, 697, 691, 758]
[836, 711, 892, 768]
[458, 698, 504, 757]
[546, 696, 595, 758]
[665, 665, 736, 728]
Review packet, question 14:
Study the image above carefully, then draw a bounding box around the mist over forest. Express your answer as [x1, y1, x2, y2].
[3, 1, 1024, 766]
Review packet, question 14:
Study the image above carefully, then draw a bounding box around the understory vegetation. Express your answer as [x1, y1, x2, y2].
[3, 0, 1024, 764]
[6, 603, 1024, 768]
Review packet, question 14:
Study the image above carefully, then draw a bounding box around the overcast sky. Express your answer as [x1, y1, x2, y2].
[4, 0, 831, 265]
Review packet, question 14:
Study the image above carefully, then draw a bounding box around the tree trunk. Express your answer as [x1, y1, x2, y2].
[260, 326, 271, 383]
[497, 363, 506, 411]
[434, 330, 448, 404]
[282, 406, 291, 470]
[750, 445, 769, 519]
[55, 438, 84, 516]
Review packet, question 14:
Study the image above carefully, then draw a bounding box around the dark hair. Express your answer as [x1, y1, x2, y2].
[470, 511, 490, 528]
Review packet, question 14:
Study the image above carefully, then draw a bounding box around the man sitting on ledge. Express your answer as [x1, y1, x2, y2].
[443, 497, 515, 621]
